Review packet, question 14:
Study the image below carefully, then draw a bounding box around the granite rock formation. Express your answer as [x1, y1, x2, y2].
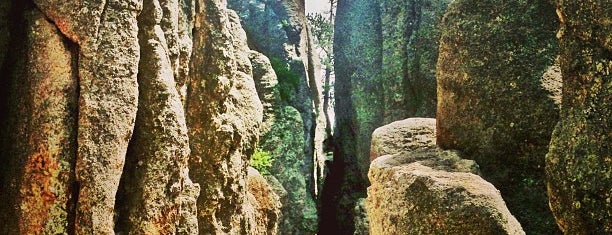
[436, 0, 561, 232]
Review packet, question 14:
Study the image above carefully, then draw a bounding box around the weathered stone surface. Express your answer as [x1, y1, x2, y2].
[366, 118, 522, 234]
[187, 0, 263, 233]
[436, 0, 561, 232]
[28, 0, 143, 233]
[546, 1, 611, 233]
[370, 118, 437, 161]
[115, 0, 199, 233]
[0, 8, 78, 234]
[250, 50, 281, 136]
[246, 167, 282, 235]
[175, 0, 196, 104]
[368, 161, 524, 235]
[260, 106, 318, 234]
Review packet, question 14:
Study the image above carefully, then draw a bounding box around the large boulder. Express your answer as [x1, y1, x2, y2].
[371, 118, 438, 161]
[366, 118, 523, 234]
[368, 161, 524, 235]
[546, 1, 611, 233]
[436, 0, 561, 232]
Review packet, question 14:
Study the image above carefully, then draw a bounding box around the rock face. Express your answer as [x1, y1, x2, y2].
[246, 167, 282, 235]
[227, 0, 327, 207]
[115, 0, 199, 233]
[546, 1, 611, 234]
[436, 0, 561, 232]
[325, 0, 450, 233]
[0, 8, 78, 234]
[366, 118, 524, 235]
[0, 0, 267, 234]
[187, 0, 263, 233]
[229, 1, 323, 233]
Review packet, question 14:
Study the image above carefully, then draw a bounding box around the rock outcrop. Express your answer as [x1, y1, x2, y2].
[229, 2, 323, 233]
[436, 0, 561, 232]
[228, 0, 327, 206]
[0, 0, 268, 234]
[366, 118, 524, 234]
[246, 167, 282, 235]
[186, 1, 263, 233]
[325, 0, 450, 233]
[115, 0, 199, 233]
[546, 1, 611, 233]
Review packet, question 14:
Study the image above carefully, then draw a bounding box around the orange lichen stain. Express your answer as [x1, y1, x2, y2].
[18, 145, 62, 234]
[152, 205, 180, 234]
[53, 18, 79, 44]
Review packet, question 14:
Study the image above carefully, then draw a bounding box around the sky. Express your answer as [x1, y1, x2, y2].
[305, 0, 330, 14]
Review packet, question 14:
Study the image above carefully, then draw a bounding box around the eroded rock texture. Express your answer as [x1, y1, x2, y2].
[245, 167, 283, 235]
[0, 7, 78, 234]
[186, 0, 263, 233]
[546, 1, 611, 233]
[229, 1, 322, 232]
[115, 0, 199, 233]
[436, 0, 561, 232]
[366, 118, 524, 234]
[325, 0, 450, 233]
[0, 0, 267, 234]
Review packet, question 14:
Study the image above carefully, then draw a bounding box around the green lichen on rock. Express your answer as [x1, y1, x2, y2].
[546, 0, 611, 233]
[260, 106, 318, 234]
[436, 0, 561, 232]
[380, 0, 450, 120]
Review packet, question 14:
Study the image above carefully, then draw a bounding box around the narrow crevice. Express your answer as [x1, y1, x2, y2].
[64, 34, 81, 235]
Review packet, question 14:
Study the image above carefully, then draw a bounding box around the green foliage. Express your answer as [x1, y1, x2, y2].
[269, 57, 300, 102]
[250, 148, 274, 175]
[307, 12, 334, 68]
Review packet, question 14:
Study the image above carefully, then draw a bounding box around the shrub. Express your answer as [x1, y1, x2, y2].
[250, 148, 274, 175]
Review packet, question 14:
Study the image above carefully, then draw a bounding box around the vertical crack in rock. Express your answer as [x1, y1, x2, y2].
[187, 0, 263, 233]
[115, 0, 199, 233]
[45, 0, 142, 233]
